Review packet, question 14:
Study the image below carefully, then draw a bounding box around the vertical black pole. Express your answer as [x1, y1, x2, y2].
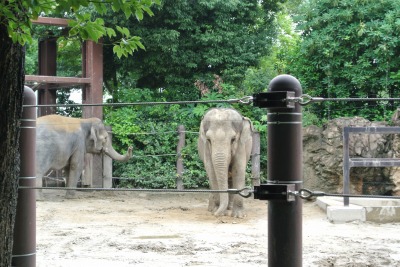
[12, 86, 37, 267]
[267, 75, 302, 267]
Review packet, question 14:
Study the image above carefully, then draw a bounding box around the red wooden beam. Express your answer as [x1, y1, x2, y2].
[31, 17, 70, 27]
[25, 75, 91, 86]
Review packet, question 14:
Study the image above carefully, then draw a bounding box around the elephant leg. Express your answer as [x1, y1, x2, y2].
[208, 194, 218, 212]
[227, 177, 234, 211]
[214, 176, 229, 216]
[35, 170, 44, 201]
[230, 163, 246, 218]
[204, 162, 219, 213]
[208, 177, 219, 213]
[65, 155, 83, 198]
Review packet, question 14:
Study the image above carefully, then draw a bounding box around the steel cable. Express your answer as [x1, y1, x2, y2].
[18, 186, 254, 198]
[22, 96, 253, 108]
[292, 94, 400, 106]
[292, 188, 400, 200]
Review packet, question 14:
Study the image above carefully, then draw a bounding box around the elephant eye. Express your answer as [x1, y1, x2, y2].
[231, 137, 236, 144]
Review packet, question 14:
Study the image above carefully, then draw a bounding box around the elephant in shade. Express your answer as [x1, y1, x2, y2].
[36, 115, 132, 199]
[198, 108, 253, 218]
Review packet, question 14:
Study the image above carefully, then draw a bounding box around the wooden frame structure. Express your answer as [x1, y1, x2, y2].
[26, 17, 103, 119]
[26, 17, 105, 188]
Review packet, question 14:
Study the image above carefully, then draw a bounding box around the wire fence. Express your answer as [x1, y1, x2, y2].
[24, 93, 400, 201]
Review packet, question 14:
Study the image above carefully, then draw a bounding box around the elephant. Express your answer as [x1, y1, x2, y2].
[35, 114, 133, 199]
[198, 108, 253, 218]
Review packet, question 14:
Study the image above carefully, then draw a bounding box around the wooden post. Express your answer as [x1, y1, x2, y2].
[82, 40, 104, 188]
[38, 37, 57, 117]
[251, 131, 261, 186]
[176, 125, 186, 190]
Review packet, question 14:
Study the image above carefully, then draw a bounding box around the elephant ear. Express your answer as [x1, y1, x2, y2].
[198, 119, 210, 162]
[232, 119, 243, 134]
[239, 117, 254, 161]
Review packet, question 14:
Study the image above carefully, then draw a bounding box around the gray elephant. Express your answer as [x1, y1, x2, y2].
[36, 114, 132, 199]
[198, 108, 253, 218]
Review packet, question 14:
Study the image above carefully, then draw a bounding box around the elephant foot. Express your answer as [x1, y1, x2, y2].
[208, 205, 216, 213]
[213, 207, 231, 217]
[213, 210, 226, 217]
[231, 207, 245, 218]
[208, 200, 219, 213]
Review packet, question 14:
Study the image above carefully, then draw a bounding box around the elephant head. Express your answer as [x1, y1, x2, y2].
[86, 118, 132, 162]
[198, 108, 253, 217]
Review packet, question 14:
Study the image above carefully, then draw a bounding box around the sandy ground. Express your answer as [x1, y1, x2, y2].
[35, 190, 400, 267]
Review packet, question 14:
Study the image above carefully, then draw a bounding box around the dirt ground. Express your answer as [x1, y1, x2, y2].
[36, 190, 400, 267]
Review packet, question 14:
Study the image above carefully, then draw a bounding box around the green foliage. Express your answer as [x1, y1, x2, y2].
[105, 81, 267, 189]
[105, 88, 206, 189]
[1, 0, 160, 57]
[101, 0, 284, 98]
[242, 7, 301, 95]
[56, 89, 82, 118]
[287, 0, 400, 122]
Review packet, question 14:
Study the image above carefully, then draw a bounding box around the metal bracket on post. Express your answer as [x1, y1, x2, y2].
[253, 184, 296, 202]
[253, 91, 295, 109]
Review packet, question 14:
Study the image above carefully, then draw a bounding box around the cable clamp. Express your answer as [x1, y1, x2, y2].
[287, 94, 325, 106]
[227, 187, 253, 198]
[228, 96, 254, 105]
[253, 184, 296, 202]
[289, 189, 326, 200]
[253, 91, 296, 109]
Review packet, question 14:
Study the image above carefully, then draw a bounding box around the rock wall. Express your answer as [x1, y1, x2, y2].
[303, 116, 400, 195]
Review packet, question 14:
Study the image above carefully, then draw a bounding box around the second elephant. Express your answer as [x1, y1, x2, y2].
[36, 115, 133, 199]
[198, 108, 253, 218]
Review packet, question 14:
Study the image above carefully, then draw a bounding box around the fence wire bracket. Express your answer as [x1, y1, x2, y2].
[253, 91, 295, 109]
[253, 184, 296, 202]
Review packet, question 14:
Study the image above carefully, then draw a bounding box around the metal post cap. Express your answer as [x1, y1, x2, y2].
[24, 86, 36, 102]
[268, 74, 302, 93]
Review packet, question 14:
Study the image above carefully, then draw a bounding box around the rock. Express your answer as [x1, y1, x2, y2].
[303, 117, 396, 195]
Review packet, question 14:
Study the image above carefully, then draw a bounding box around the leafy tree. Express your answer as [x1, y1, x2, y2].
[288, 0, 400, 121]
[102, 0, 284, 100]
[0, 1, 159, 265]
[243, 8, 301, 94]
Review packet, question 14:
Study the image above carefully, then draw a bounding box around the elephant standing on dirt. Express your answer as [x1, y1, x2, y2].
[198, 108, 253, 218]
[36, 115, 132, 199]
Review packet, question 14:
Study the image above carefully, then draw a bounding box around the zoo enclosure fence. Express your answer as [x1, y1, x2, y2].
[16, 83, 400, 267]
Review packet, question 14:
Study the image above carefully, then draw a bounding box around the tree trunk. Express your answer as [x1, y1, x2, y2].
[0, 22, 25, 266]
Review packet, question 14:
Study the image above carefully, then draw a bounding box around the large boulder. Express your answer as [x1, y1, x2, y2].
[303, 116, 397, 195]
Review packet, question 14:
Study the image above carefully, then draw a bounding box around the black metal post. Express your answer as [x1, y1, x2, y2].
[343, 127, 350, 206]
[267, 75, 303, 267]
[12, 86, 37, 267]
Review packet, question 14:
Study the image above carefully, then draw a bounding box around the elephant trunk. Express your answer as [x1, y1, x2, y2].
[213, 151, 230, 216]
[104, 143, 133, 162]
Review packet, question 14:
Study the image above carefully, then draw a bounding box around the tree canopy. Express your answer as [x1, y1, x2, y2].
[288, 0, 400, 121]
[102, 0, 283, 100]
